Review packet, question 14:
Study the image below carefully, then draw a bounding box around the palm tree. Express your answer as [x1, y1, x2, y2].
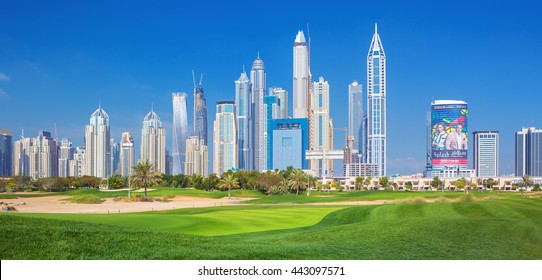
[355, 176, 364, 191]
[130, 160, 162, 198]
[218, 173, 239, 199]
[288, 169, 307, 195]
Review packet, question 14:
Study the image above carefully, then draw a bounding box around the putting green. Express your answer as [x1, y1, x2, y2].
[20, 206, 345, 236]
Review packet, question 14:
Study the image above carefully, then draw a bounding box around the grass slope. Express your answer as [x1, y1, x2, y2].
[1, 197, 541, 259]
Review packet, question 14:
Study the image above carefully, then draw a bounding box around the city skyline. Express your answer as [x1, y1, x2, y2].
[1, 1, 541, 176]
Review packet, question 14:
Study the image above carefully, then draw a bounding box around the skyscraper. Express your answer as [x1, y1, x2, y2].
[119, 131, 135, 176]
[268, 118, 309, 170]
[172, 93, 189, 174]
[69, 147, 85, 177]
[85, 106, 111, 179]
[293, 30, 309, 119]
[110, 139, 119, 175]
[193, 72, 208, 145]
[251, 55, 266, 171]
[269, 87, 288, 119]
[141, 109, 166, 173]
[214, 101, 237, 175]
[310, 76, 333, 177]
[473, 131, 499, 177]
[235, 69, 252, 170]
[515, 127, 542, 177]
[263, 95, 279, 169]
[367, 23, 387, 176]
[185, 135, 208, 176]
[29, 130, 57, 179]
[58, 138, 74, 177]
[13, 136, 32, 176]
[348, 81, 364, 163]
[0, 129, 12, 176]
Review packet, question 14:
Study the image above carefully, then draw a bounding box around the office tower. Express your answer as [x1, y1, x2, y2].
[251, 55, 266, 171]
[29, 130, 57, 179]
[0, 129, 12, 176]
[13, 136, 32, 176]
[269, 87, 288, 119]
[58, 138, 74, 177]
[515, 127, 542, 176]
[69, 147, 85, 177]
[427, 100, 469, 178]
[172, 93, 189, 174]
[141, 109, 166, 173]
[119, 131, 135, 176]
[268, 118, 309, 170]
[263, 95, 279, 169]
[348, 81, 363, 163]
[293, 30, 309, 119]
[235, 69, 252, 170]
[214, 101, 237, 175]
[185, 136, 208, 176]
[193, 72, 208, 145]
[85, 106, 111, 179]
[473, 131, 499, 177]
[367, 23, 387, 176]
[165, 150, 173, 175]
[310, 76, 333, 177]
[110, 139, 119, 175]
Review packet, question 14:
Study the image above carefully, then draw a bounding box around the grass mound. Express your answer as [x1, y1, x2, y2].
[70, 195, 104, 204]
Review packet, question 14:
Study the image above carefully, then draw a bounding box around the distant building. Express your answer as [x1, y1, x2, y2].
[69, 147, 85, 177]
[348, 81, 364, 163]
[251, 55, 266, 171]
[85, 106, 111, 179]
[310, 76, 333, 177]
[13, 137, 32, 176]
[473, 131, 499, 177]
[165, 150, 173, 175]
[293, 30, 309, 119]
[29, 130, 57, 179]
[185, 136, 208, 176]
[268, 118, 309, 170]
[172, 93, 189, 174]
[140, 109, 166, 173]
[269, 87, 288, 119]
[235, 69, 252, 171]
[119, 132, 135, 176]
[515, 127, 542, 177]
[214, 101, 237, 175]
[193, 73, 208, 145]
[0, 129, 12, 176]
[110, 139, 120, 176]
[58, 138, 74, 177]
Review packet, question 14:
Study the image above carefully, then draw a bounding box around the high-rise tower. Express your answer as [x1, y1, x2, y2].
[235, 69, 252, 170]
[141, 108, 166, 173]
[251, 55, 266, 171]
[269, 87, 288, 119]
[367, 23, 386, 176]
[192, 72, 208, 145]
[0, 129, 12, 176]
[85, 106, 111, 179]
[293, 31, 309, 119]
[58, 138, 74, 177]
[515, 127, 542, 177]
[348, 81, 364, 163]
[214, 101, 237, 175]
[172, 93, 189, 174]
[119, 131, 135, 176]
[473, 131, 499, 177]
[310, 76, 333, 177]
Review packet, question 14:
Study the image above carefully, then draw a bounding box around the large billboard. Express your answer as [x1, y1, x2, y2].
[431, 102, 468, 166]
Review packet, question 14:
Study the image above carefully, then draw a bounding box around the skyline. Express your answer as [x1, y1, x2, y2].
[1, 1, 542, 176]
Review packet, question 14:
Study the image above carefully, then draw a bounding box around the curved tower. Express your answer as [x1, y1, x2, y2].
[235, 69, 252, 170]
[193, 73, 208, 145]
[251, 55, 266, 171]
[367, 23, 386, 176]
[172, 93, 189, 174]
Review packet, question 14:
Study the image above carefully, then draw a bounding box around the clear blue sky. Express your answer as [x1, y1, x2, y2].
[1, 0, 541, 176]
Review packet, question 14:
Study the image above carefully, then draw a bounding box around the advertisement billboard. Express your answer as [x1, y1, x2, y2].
[431, 101, 468, 166]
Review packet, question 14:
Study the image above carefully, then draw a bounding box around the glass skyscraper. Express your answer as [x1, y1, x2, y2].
[348, 81, 364, 163]
[141, 109, 166, 173]
[193, 74, 208, 145]
[367, 24, 386, 176]
[515, 127, 542, 177]
[214, 101, 237, 175]
[235, 70, 252, 171]
[172, 93, 189, 174]
[119, 131, 135, 176]
[251, 55, 266, 171]
[473, 131, 499, 177]
[0, 129, 12, 176]
[310, 76, 333, 177]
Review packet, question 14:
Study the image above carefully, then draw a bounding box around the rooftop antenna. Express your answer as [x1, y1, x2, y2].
[375, 22, 378, 34]
[199, 73, 203, 88]
[191, 70, 197, 89]
[242, 64, 245, 73]
[54, 122, 59, 144]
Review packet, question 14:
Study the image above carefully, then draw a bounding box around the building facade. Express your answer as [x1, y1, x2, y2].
[58, 138, 74, 177]
[69, 147, 85, 177]
[269, 87, 288, 119]
[348, 81, 364, 163]
[85, 107, 111, 179]
[516, 127, 542, 177]
[366, 24, 387, 176]
[214, 101, 237, 175]
[310, 76, 333, 177]
[119, 131, 135, 176]
[13, 137, 32, 176]
[193, 74, 208, 145]
[0, 129, 12, 176]
[251, 55, 266, 171]
[185, 135, 208, 176]
[473, 131, 499, 178]
[268, 118, 309, 170]
[29, 130, 57, 179]
[293, 30, 309, 119]
[172, 92, 189, 174]
[140, 109, 166, 173]
[235, 70, 252, 171]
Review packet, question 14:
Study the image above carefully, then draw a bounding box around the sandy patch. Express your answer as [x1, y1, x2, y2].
[1, 195, 252, 214]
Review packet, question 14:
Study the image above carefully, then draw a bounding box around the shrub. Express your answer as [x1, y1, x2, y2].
[71, 195, 104, 204]
[267, 185, 289, 196]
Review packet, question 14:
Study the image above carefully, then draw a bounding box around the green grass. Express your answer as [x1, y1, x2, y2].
[1, 196, 541, 259]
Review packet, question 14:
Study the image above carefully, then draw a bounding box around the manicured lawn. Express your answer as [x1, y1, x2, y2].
[1, 196, 541, 259]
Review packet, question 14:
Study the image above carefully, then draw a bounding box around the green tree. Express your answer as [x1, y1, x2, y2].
[355, 176, 364, 191]
[405, 181, 413, 191]
[189, 174, 205, 189]
[520, 175, 533, 189]
[431, 176, 443, 191]
[288, 169, 307, 195]
[392, 182, 399, 191]
[364, 176, 372, 190]
[203, 173, 219, 191]
[218, 173, 239, 199]
[130, 160, 162, 198]
[332, 179, 340, 191]
[379, 176, 389, 190]
[259, 171, 282, 192]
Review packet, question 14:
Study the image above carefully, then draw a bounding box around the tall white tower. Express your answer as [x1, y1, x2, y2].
[214, 101, 237, 175]
[141, 109, 166, 173]
[367, 23, 386, 176]
[251, 55, 266, 171]
[85, 106, 111, 179]
[119, 131, 135, 176]
[235, 69, 252, 171]
[310, 76, 333, 177]
[348, 81, 364, 163]
[172, 93, 189, 174]
[293, 30, 309, 119]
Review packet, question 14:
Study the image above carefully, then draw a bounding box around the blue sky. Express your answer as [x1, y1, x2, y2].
[1, 0, 541, 176]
